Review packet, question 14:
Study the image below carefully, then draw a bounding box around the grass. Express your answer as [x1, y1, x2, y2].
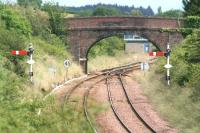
[62, 96, 107, 133]
[135, 66, 200, 133]
[88, 51, 149, 72]
[23, 37, 83, 94]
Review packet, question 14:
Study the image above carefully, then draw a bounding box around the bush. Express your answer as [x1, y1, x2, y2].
[0, 28, 27, 75]
[22, 7, 50, 36]
[184, 16, 200, 28]
[0, 6, 32, 36]
[182, 29, 200, 63]
[157, 28, 200, 100]
[32, 36, 70, 59]
[88, 36, 125, 58]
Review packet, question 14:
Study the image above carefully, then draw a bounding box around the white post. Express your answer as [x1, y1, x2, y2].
[27, 44, 34, 83]
[167, 43, 170, 85]
[30, 53, 33, 82]
[164, 43, 172, 86]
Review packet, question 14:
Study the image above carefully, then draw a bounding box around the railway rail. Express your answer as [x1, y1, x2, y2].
[61, 60, 157, 133]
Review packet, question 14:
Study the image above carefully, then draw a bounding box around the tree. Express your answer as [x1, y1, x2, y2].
[131, 9, 143, 16]
[92, 6, 120, 16]
[146, 6, 154, 16]
[42, 2, 64, 36]
[156, 9, 183, 17]
[17, 0, 42, 8]
[183, 0, 200, 16]
[157, 6, 162, 14]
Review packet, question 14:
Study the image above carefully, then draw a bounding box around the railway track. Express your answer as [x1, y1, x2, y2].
[61, 61, 157, 133]
[83, 79, 106, 133]
[61, 61, 142, 109]
[106, 75, 132, 133]
[118, 74, 156, 133]
[105, 73, 156, 133]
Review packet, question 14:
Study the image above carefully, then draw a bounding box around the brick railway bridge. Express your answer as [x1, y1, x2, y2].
[65, 17, 184, 73]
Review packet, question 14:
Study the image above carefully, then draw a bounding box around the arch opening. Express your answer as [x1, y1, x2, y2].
[85, 33, 159, 73]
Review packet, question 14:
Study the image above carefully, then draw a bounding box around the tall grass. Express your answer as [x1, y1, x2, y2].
[88, 51, 150, 72]
[136, 67, 200, 133]
[24, 37, 83, 93]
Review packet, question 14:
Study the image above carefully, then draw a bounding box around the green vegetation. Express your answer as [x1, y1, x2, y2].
[88, 36, 126, 72]
[137, 1, 200, 132]
[131, 9, 143, 16]
[87, 36, 150, 72]
[67, 3, 154, 17]
[92, 6, 121, 16]
[184, 16, 200, 28]
[137, 70, 200, 133]
[183, 0, 200, 16]
[88, 36, 125, 58]
[0, 5, 32, 36]
[42, 2, 65, 36]
[0, 2, 93, 132]
[17, 0, 42, 8]
[156, 9, 183, 18]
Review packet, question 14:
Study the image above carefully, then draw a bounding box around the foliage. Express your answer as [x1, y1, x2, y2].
[92, 6, 121, 16]
[157, 6, 162, 14]
[182, 29, 200, 63]
[22, 7, 50, 36]
[0, 3, 88, 133]
[131, 9, 143, 16]
[32, 36, 69, 59]
[17, 0, 42, 8]
[139, 70, 200, 132]
[67, 3, 154, 16]
[156, 9, 183, 18]
[157, 29, 200, 100]
[42, 2, 65, 36]
[0, 27, 27, 75]
[183, 0, 200, 16]
[88, 36, 125, 58]
[0, 6, 32, 36]
[184, 16, 200, 28]
[78, 9, 93, 17]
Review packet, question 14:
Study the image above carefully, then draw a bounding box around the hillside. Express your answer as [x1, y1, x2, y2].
[0, 3, 89, 132]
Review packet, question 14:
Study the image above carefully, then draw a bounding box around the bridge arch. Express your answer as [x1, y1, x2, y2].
[66, 17, 183, 73]
[85, 33, 161, 73]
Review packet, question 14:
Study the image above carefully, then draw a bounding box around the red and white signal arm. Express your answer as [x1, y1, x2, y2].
[149, 51, 164, 56]
[11, 50, 27, 55]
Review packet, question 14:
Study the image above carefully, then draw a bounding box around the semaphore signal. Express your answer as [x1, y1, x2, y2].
[149, 51, 164, 56]
[164, 43, 172, 85]
[11, 44, 35, 83]
[11, 50, 28, 55]
[149, 46, 172, 86]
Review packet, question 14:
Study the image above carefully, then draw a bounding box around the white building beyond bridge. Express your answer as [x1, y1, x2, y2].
[124, 34, 152, 53]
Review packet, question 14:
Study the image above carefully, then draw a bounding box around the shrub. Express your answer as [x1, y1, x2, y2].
[0, 6, 32, 36]
[88, 36, 125, 58]
[22, 7, 50, 36]
[184, 16, 200, 28]
[0, 28, 27, 75]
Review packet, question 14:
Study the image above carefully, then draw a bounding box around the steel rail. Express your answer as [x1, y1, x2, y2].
[83, 78, 106, 133]
[119, 74, 156, 133]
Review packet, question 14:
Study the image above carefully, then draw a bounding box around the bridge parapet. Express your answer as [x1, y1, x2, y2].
[66, 16, 184, 30]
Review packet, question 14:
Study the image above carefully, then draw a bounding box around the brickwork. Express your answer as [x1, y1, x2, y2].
[65, 17, 184, 73]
